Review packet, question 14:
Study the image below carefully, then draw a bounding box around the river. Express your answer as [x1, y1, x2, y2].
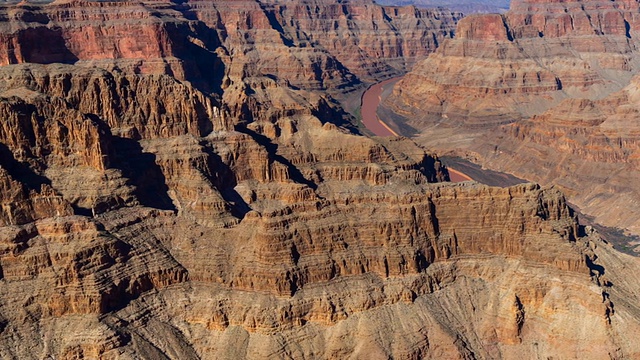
[360, 77, 474, 182]
[360, 77, 402, 137]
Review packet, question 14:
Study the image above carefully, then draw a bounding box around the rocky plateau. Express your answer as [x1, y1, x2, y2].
[1, 0, 640, 359]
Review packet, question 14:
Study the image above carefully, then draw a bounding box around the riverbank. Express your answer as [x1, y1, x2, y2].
[439, 156, 527, 188]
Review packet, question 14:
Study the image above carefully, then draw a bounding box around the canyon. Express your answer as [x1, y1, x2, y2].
[385, 0, 640, 239]
[0, 0, 640, 359]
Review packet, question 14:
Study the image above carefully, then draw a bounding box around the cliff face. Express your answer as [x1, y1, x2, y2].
[259, 0, 461, 80]
[0, 0, 459, 225]
[4, 166, 637, 358]
[376, 0, 510, 13]
[385, 0, 640, 234]
[0, 0, 460, 91]
[388, 0, 639, 125]
[2, 0, 640, 359]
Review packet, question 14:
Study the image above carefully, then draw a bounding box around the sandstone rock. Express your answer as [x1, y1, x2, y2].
[386, 0, 639, 124]
[0, 167, 72, 226]
[4, 161, 630, 359]
[41, 183, 640, 358]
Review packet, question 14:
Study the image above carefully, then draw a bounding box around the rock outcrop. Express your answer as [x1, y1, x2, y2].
[389, 0, 640, 123]
[385, 0, 640, 234]
[5, 163, 639, 358]
[259, 0, 461, 80]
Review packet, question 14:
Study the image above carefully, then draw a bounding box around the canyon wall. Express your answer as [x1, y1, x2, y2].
[0, 0, 460, 88]
[385, 0, 640, 235]
[1, 0, 640, 359]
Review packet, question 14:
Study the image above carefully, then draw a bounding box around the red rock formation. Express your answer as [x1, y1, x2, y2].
[4, 154, 632, 358]
[376, 0, 510, 14]
[0, 168, 72, 226]
[0, 0, 460, 98]
[0, 64, 226, 138]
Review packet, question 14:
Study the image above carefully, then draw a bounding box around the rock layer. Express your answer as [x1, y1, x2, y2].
[0, 0, 460, 91]
[4, 167, 637, 358]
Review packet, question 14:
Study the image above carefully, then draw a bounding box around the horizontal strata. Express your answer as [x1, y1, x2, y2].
[1, 0, 639, 359]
